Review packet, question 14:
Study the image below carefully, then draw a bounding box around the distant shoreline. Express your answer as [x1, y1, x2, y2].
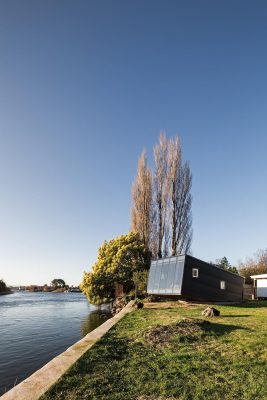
[10, 288, 82, 293]
[6, 290, 82, 294]
[0, 291, 13, 296]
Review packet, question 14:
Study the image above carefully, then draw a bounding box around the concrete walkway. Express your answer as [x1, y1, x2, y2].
[1, 301, 135, 400]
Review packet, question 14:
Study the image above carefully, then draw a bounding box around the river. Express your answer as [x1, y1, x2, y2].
[0, 291, 111, 394]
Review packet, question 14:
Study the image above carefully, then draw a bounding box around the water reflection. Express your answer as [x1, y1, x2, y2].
[0, 292, 112, 394]
[81, 309, 112, 337]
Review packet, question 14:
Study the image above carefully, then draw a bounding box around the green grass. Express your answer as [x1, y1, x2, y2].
[41, 302, 267, 400]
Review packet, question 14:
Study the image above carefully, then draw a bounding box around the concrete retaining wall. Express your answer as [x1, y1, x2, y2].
[1, 301, 135, 400]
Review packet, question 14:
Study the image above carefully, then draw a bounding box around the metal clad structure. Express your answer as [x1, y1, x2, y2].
[147, 255, 244, 302]
[182, 255, 244, 302]
[251, 274, 267, 298]
[147, 255, 185, 295]
[256, 279, 267, 298]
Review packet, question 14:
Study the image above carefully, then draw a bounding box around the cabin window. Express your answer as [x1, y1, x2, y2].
[220, 280, 226, 290]
[192, 268, 199, 278]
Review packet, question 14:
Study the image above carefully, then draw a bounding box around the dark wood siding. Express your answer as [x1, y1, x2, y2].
[181, 255, 244, 301]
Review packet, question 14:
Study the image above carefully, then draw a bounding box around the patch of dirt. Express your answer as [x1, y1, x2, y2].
[136, 397, 178, 400]
[144, 301, 200, 309]
[144, 318, 209, 347]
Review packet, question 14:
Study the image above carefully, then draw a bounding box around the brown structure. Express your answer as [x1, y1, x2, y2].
[243, 284, 254, 300]
[115, 283, 124, 298]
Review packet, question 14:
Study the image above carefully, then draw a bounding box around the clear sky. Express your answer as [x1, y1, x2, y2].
[1, 0, 267, 286]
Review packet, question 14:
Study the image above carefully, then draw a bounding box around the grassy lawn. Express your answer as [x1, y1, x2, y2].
[41, 301, 267, 400]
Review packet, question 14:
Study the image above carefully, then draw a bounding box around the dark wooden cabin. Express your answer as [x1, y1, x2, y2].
[147, 255, 244, 302]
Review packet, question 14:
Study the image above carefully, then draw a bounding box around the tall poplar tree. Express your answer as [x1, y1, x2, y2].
[131, 133, 192, 258]
[153, 132, 169, 258]
[131, 150, 153, 249]
[168, 137, 192, 256]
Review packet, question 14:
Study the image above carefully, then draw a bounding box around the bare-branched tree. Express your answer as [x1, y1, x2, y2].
[131, 150, 153, 249]
[239, 249, 267, 283]
[153, 132, 169, 258]
[168, 137, 192, 256]
[131, 133, 192, 258]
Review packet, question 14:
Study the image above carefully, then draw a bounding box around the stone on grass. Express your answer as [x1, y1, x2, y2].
[201, 307, 220, 317]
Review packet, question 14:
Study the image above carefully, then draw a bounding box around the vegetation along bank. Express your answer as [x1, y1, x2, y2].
[0, 279, 12, 295]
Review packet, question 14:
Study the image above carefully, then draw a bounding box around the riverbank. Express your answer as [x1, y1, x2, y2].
[41, 301, 267, 400]
[0, 291, 12, 296]
[0, 300, 133, 399]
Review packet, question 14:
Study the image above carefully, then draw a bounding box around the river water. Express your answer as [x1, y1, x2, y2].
[0, 291, 111, 394]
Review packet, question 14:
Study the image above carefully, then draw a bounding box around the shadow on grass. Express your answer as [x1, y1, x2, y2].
[66, 332, 132, 378]
[219, 315, 251, 318]
[41, 335, 133, 399]
[202, 321, 250, 336]
[226, 301, 267, 308]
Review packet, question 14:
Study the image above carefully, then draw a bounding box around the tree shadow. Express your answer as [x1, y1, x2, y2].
[219, 314, 251, 318]
[226, 301, 267, 308]
[201, 321, 251, 336]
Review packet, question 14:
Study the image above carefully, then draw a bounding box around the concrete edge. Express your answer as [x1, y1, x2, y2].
[0, 300, 135, 400]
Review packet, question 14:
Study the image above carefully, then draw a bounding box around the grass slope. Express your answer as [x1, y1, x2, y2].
[41, 302, 267, 400]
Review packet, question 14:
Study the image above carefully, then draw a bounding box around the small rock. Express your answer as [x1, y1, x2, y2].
[201, 307, 220, 317]
[136, 301, 144, 309]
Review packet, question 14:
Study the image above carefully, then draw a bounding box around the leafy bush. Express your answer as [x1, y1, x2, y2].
[132, 270, 149, 298]
[80, 232, 151, 305]
[0, 279, 9, 292]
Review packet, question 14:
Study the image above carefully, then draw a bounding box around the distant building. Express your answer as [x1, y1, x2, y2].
[250, 274, 267, 299]
[147, 255, 244, 302]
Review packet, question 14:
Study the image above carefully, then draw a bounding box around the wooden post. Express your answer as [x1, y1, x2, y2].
[252, 279, 256, 300]
[115, 283, 124, 298]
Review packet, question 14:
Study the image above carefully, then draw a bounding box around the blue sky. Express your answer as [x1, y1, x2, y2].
[1, 0, 267, 285]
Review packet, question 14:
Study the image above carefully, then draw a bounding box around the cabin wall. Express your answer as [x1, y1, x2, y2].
[181, 255, 244, 302]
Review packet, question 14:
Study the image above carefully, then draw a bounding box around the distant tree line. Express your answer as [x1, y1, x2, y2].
[215, 251, 267, 282]
[131, 132, 192, 259]
[238, 249, 267, 283]
[51, 279, 66, 288]
[214, 256, 239, 274]
[26, 279, 68, 292]
[0, 279, 10, 293]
